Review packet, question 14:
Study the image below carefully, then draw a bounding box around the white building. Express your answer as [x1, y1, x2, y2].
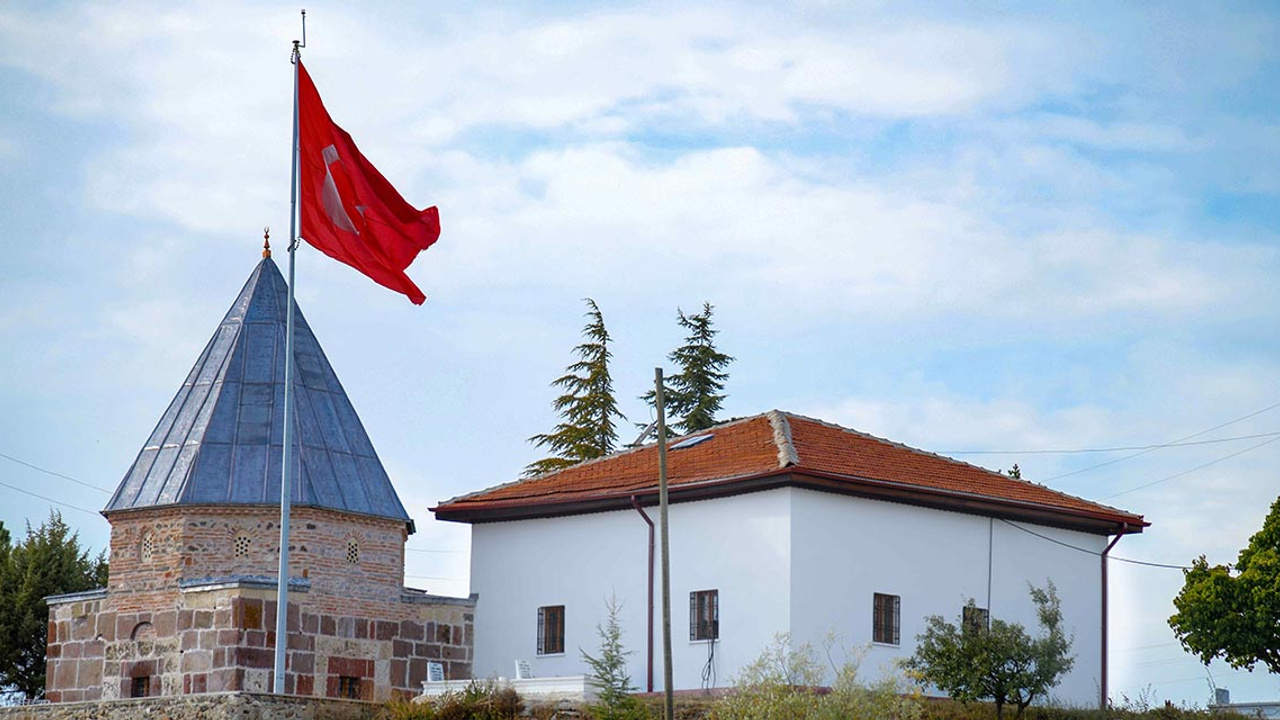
[433, 411, 1145, 707]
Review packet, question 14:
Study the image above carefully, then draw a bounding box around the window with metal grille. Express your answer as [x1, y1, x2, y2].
[346, 539, 360, 564]
[872, 593, 900, 645]
[537, 605, 565, 655]
[963, 605, 990, 634]
[338, 675, 360, 699]
[131, 676, 150, 698]
[139, 532, 154, 563]
[233, 534, 251, 559]
[690, 589, 719, 641]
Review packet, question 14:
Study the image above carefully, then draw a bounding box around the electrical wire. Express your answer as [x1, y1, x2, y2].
[1103, 435, 1280, 500]
[1042, 400, 1280, 483]
[405, 548, 468, 554]
[999, 520, 1190, 570]
[942, 431, 1280, 456]
[0, 451, 112, 493]
[0, 478, 102, 516]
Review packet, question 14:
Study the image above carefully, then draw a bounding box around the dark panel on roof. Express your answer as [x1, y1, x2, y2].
[105, 258, 413, 530]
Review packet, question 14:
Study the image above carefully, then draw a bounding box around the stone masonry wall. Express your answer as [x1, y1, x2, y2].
[48, 505, 475, 703]
[108, 506, 409, 608]
[0, 692, 378, 720]
[48, 584, 475, 703]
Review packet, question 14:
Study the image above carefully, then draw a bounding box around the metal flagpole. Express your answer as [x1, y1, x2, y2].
[655, 368, 674, 720]
[273, 35, 303, 696]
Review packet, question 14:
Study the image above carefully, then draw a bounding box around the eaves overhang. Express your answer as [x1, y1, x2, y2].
[432, 467, 1146, 537]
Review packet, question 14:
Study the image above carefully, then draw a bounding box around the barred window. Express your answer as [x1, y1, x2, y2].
[233, 534, 251, 559]
[963, 605, 990, 634]
[346, 539, 360, 564]
[690, 589, 719, 641]
[872, 593, 900, 645]
[537, 605, 565, 655]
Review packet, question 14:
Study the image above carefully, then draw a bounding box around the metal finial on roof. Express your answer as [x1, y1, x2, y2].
[263, 227, 271, 258]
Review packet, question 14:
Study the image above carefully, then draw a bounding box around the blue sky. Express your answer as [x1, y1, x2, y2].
[2, 0, 1279, 706]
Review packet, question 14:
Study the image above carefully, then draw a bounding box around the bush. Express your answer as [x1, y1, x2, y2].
[709, 633, 924, 720]
[395, 680, 524, 720]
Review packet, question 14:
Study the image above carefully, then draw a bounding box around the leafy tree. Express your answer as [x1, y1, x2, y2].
[1169, 496, 1280, 673]
[0, 511, 108, 700]
[904, 582, 1074, 719]
[581, 595, 644, 720]
[1006, 464, 1022, 480]
[644, 302, 733, 434]
[526, 298, 626, 476]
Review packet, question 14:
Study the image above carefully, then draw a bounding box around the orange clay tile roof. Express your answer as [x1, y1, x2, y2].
[433, 410, 1146, 531]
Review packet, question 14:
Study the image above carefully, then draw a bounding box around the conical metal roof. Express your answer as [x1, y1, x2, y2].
[105, 257, 414, 532]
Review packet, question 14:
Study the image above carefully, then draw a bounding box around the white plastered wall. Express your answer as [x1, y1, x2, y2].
[469, 488, 793, 692]
[787, 487, 1105, 707]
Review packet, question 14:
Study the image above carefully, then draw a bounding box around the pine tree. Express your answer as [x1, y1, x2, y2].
[0, 511, 108, 700]
[581, 595, 644, 720]
[646, 302, 733, 434]
[526, 299, 626, 476]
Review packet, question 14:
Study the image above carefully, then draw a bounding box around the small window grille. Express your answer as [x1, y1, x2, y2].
[690, 589, 719, 641]
[346, 539, 360, 564]
[233, 535, 251, 558]
[872, 593, 900, 645]
[139, 532, 155, 563]
[338, 675, 361, 699]
[131, 676, 150, 698]
[537, 605, 565, 655]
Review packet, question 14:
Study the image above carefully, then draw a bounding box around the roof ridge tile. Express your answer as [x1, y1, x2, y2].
[766, 410, 799, 467]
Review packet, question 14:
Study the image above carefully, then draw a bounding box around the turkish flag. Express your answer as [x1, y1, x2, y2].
[297, 59, 439, 305]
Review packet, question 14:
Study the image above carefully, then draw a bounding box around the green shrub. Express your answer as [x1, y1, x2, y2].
[407, 680, 524, 720]
[709, 633, 924, 720]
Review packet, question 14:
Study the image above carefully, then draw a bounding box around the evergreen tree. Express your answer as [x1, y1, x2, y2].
[645, 302, 733, 434]
[581, 595, 644, 720]
[0, 511, 108, 700]
[526, 299, 626, 476]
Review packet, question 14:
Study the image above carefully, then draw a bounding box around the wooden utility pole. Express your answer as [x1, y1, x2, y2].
[656, 368, 674, 720]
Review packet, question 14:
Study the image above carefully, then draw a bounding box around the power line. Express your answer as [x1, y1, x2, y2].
[1042, 400, 1280, 483]
[0, 478, 102, 517]
[0, 451, 112, 494]
[1103, 435, 1280, 500]
[405, 548, 467, 554]
[999, 520, 1190, 570]
[405, 574, 465, 582]
[943, 431, 1280, 456]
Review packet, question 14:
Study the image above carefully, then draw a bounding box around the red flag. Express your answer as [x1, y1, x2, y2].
[297, 59, 439, 305]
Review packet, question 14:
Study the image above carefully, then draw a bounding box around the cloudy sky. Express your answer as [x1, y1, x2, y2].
[2, 0, 1278, 706]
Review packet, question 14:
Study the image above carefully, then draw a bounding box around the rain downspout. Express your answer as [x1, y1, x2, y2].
[631, 495, 655, 693]
[1100, 525, 1127, 711]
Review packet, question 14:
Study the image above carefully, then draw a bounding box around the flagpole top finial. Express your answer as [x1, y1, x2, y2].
[263, 227, 271, 258]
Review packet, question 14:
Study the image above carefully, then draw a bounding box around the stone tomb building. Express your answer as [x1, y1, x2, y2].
[44, 252, 474, 703]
